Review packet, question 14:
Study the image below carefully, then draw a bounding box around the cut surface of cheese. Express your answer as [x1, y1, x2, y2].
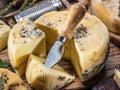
[35, 11, 109, 81]
[26, 54, 75, 90]
[0, 20, 11, 51]
[91, 0, 120, 34]
[114, 66, 120, 88]
[35, 11, 71, 60]
[8, 19, 46, 76]
[0, 68, 27, 90]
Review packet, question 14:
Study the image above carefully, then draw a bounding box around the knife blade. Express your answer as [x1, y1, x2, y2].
[45, 3, 86, 68]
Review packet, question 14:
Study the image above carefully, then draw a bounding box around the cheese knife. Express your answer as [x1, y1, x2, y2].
[45, 3, 86, 68]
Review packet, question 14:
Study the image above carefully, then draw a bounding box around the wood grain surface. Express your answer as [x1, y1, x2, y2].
[0, 42, 120, 90]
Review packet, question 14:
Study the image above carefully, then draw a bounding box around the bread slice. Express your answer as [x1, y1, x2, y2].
[0, 20, 11, 51]
[91, 0, 120, 34]
[26, 54, 75, 90]
[8, 19, 46, 76]
[0, 68, 27, 90]
[114, 65, 120, 88]
[35, 11, 109, 81]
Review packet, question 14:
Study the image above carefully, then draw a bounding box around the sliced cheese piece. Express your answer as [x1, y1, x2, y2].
[0, 20, 11, 51]
[26, 54, 75, 90]
[8, 19, 46, 76]
[114, 66, 120, 88]
[91, 0, 120, 34]
[0, 68, 27, 90]
[35, 11, 109, 81]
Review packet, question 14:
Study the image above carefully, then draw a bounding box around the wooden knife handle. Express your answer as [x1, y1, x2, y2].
[78, 0, 90, 8]
[58, 3, 86, 39]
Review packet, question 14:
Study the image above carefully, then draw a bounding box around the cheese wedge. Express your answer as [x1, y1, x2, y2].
[91, 0, 120, 34]
[0, 68, 27, 90]
[26, 54, 75, 90]
[114, 66, 120, 88]
[35, 11, 109, 81]
[8, 19, 46, 76]
[0, 20, 11, 51]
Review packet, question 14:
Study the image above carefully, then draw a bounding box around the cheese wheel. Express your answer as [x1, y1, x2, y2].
[0, 68, 27, 90]
[26, 54, 75, 90]
[91, 0, 120, 34]
[35, 11, 109, 81]
[114, 66, 120, 88]
[0, 20, 11, 51]
[8, 19, 46, 76]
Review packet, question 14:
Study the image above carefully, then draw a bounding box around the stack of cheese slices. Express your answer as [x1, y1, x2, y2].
[6, 10, 110, 89]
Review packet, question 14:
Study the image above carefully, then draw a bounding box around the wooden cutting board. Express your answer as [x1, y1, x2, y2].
[0, 42, 120, 90]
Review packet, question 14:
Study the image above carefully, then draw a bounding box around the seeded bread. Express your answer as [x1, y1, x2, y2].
[0, 20, 11, 51]
[8, 19, 46, 76]
[91, 0, 120, 34]
[26, 54, 75, 90]
[0, 68, 27, 90]
[35, 11, 109, 81]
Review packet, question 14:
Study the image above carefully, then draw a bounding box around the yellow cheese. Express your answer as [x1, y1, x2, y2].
[26, 54, 75, 90]
[35, 11, 109, 81]
[35, 11, 71, 60]
[114, 68, 120, 88]
[0, 68, 27, 90]
[0, 20, 11, 51]
[8, 19, 46, 76]
[91, 0, 120, 34]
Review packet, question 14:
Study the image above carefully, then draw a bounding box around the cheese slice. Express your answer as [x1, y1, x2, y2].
[0, 20, 11, 51]
[26, 54, 75, 90]
[0, 68, 27, 90]
[35, 11, 109, 81]
[114, 66, 120, 88]
[8, 19, 46, 76]
[91, 0, 120, 34]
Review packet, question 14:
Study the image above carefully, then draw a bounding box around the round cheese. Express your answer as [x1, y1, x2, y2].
[35, 11, 109, 81]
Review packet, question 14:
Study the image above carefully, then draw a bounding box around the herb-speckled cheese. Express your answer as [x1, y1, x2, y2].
[0, 20, 11, 51]
[8, 19, 46, 76]
[35, 11, 109, 81]
[26, 54, 75, 90]
[0, 68, 27, 90]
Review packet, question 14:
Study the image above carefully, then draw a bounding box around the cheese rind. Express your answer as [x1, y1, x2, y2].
[0, 68, 27, 90]
[0, 20, 11, 51]
[26, 54, 75, 90]
[8, 19, 46, 76]
[35, 11, 109, 81]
